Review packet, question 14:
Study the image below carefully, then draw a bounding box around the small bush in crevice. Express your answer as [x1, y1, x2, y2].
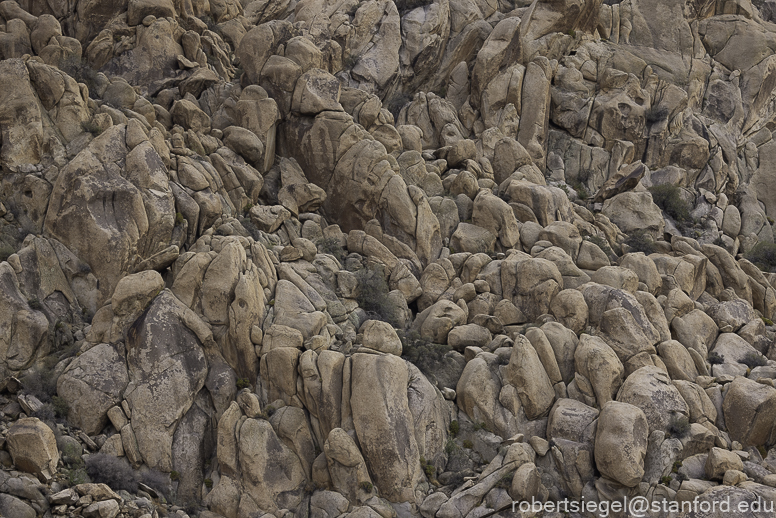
[355, 265, 397, 325]
[141, 469, 172, 500]
[401, 332, 453, 377]
[20, 366, 59, 403]
[648, 184, 691, 223]
[359, 481, 373, 493]
[707, 351, 724, 365]
[745, 241, 776, 272]
[420, 456, 435, 480]
[624, 229, 657, 255]
[583, 234, 613, 257]
[667, 415, 690, 439]
[316, 237, 346, 263]
[742, 351, 768, 369]
[85, 453, 139, 493]
[645, 106, 669, 123]
[385, 92, 412, 121]
[81, 121, 103, 136]
[67, 468, 90, 487]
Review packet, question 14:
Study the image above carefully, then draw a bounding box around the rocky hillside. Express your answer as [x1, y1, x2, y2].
[3, 0, 776, 516]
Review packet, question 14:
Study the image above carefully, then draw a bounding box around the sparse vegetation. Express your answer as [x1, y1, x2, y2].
[583, 233, 613, 256]
[420, 456, 435, 480]
[236, 378, 251, 390]
[645, 106, 669, 123]
[81, 121, 103, 136]
[359, 481, 373, 493]
[742, 351, 768, 369]
[85, 453, 140, 493]
[667, 415, 690, 439]
[745, 241, 776, 272]
[356, 265, 399, 325]
[20, 365, 59, 403]
[624, 229, 657, 255]
[449, 420, 459, 438]
[141, 469, 172, 500]
[649, 184, 691, 223]
[52, 396, 70, 420]
[317, 237, 346, 263]
[401, 332, 453, 376]
[204, 478, 213, 489]
[463, 440, 473, 449]
[707, 351, 724, 365]
[385, 92, 412, 121]
[660, 475, 672, 485]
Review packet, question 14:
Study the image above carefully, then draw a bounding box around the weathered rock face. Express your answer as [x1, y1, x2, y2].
[5, 0, 776, 516]
[594, 401, 648, 487]
[350, 353, 423, 503]
[44, 125, 175, 307]
[6, 417, 59, 478]
[123, 290, 208, 471]
[57, 343, 128, 435]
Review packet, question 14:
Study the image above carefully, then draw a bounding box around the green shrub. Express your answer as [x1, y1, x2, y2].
[204, 478, 213, 489]
[444, 438, 458, 454]
[401, 333, 453, 377]
[61, 442, 84, 468]
[672, 461, 682, 473]
[745, 241, 776, 272]
[52, 396, 69, 420]
[449, 420, 459, 438]
[175, 212, 185, 226]
[463, 440, 473, 449]
[569, 180, 588, 200]
[667, 415, 690, 439]
[584, 234, 612, 256]
[742, 351, 768, 369]
[420, 456, 434, 480]
[648, 184, 691, 223]
[625, 230, 657, 255]
[236, 378, 250, 390]
[67, 468, 90, 487]
[762, 317, 774, 326]
[359, 481, 373, 493]
[660, 475, 672, 485]
[707, 351, 724, 365]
